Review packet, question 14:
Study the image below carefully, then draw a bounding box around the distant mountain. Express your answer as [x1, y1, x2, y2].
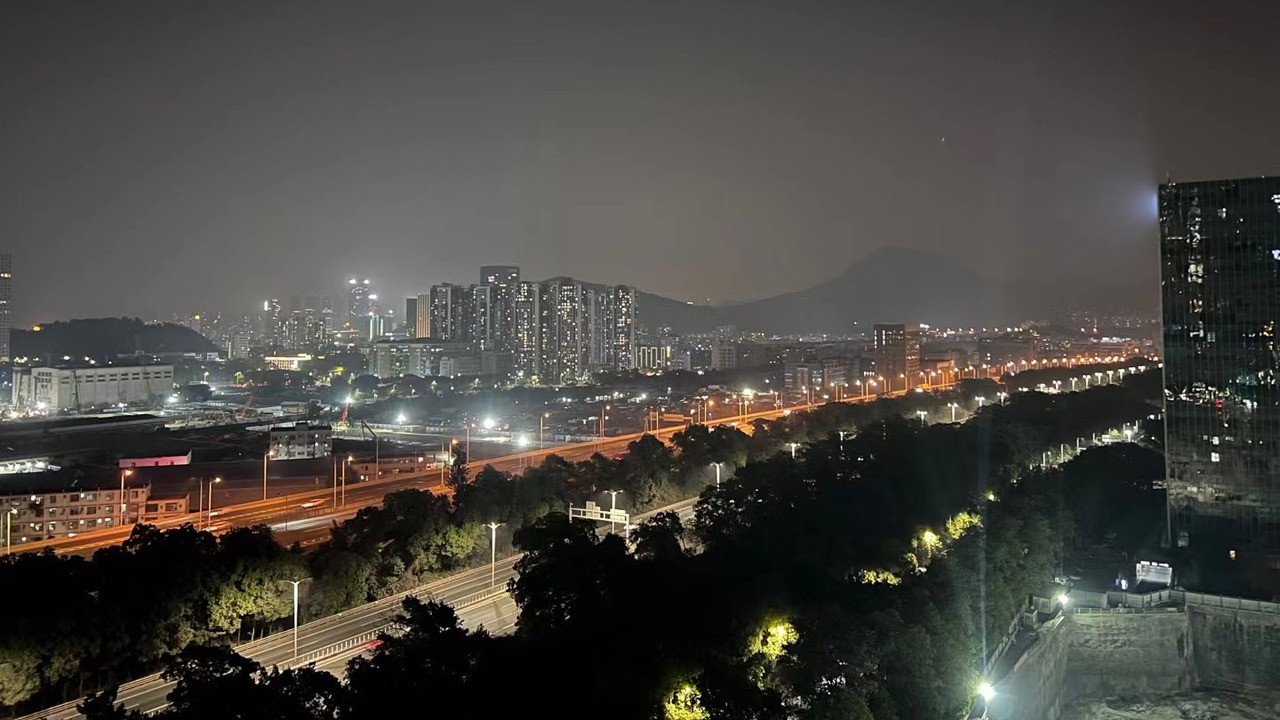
[637, 246, 1155, 334]
[12, 318, 218, 362]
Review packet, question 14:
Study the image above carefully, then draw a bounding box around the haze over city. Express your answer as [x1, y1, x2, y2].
[2, 3, 1279, 720]
[5, 0, 1280, 324]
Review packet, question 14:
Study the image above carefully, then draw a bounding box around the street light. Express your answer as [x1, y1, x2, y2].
[787, 442, 800, 459]
[205, 476, 222, 529]
[947, 402, 959, 423]
[484, 522, 502, 588]
[263, 449, 275, 501]
[710, 462, 722, 487]
[119, 468, 134, 528]
[606, 490, 621, 533]
[540, 412, 550, 449]
[283, 579, 307, 658]
[4, 507, 16, 555]
[916, 410, 928, 427]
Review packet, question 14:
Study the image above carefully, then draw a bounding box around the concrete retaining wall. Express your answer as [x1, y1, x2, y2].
[1187, 605, 1280, 690]
[988, 617, 1069, 720]
[1064, 610, 1189, 699]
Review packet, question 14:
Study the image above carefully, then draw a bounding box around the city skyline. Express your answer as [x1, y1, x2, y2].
[5, 2, 1280, 324]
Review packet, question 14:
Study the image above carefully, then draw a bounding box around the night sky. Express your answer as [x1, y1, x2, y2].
[4, 0, 1278, 325]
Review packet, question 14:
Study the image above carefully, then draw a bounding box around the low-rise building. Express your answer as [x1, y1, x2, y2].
[1, 478, 188, 544]
[268, 421, 332, 459]
[11, 363, 174, 411]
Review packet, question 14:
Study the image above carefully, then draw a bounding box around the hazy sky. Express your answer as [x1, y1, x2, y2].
[4, 0, 1278, 325]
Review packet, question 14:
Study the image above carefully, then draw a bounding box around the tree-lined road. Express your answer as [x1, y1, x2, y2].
[18, 498, 698, 720]
[32, 388, 931, 556]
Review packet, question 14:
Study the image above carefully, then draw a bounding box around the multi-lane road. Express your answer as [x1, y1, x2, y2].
[29, 389, 924, 556]
[18, 498, 698, 720]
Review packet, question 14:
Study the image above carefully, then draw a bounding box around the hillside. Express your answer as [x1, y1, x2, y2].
[637, 246, 1156, 334]
[12, 318, 218, 361]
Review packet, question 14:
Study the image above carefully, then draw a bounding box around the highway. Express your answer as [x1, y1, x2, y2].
[18, 498, 697, 720]
[29, 387, 930, 556]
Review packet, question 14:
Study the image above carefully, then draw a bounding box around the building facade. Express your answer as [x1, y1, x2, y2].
[348, 278, 373, 325]
[429, 283, 468, 341]
[404, 297, 418, 338]
[2, 481, 186, 544]
[873, 324, 921, 389]
[513, 281, 541, 379]
[1160, 177, 1280, 549]
[0, 253, 11, 365]
[12, 364, 175, 410]
[368, 339, 473, 377]
[268, 421, 332, 459]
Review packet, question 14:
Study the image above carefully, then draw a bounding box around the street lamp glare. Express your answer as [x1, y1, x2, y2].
[978, 682, 995, 702]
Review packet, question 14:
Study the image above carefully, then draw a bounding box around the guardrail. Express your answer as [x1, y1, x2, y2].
[283, 585, 510, 669]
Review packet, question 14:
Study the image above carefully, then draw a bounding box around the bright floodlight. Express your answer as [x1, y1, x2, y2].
[977, 682, 995, 702]
[1056, 592, 1070, 607]
[345, 395, 353, 405]
[517, 435, 530, 448]
[482, 417, 496, 430]
[396, 413, 406, 424]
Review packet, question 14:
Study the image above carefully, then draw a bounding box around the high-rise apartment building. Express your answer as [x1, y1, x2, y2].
[348, 278, 373, 325]
[414, 293, 431, 339]
[0, 253, 12, 364]
[471, 284, 495, 349]
[429, 284, 468, 340]
[480, 266, 520, 353]
[404, 297, 418, 338]
[538, 278, 586, 384]
[612, 285, 638, 370]
[1159, 176, 1280, 549]
[873, 323, 921, 390]
[513, 281, 541, 379]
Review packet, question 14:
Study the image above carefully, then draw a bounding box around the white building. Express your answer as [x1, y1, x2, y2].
[11, 364, 174, 411]
[268, 421, 332, 459]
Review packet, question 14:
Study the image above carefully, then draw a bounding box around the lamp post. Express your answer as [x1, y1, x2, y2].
[947, 402, 959, 423]
[788, 442, 799, 459]
[119, 468, 134, 528]
[283, 579, 306, 658]
[263, 449, 275, 501]
[4, 507, 16, 555]
[606, 489, 621, 533]
[342, 455, 352, 506]
[484, 522, 502, 588]
[710, 462, 722, 487]
[205, 477, 222, 529]
[916, 410, 928, 427]
[976, 395, 986, 408]
[540, 412, 550, 449]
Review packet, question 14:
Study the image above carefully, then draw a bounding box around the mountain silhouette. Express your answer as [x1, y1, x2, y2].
[638, 246, 1153, 334]
[12, 318, 218, 362]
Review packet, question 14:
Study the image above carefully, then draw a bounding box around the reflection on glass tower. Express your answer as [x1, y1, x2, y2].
[1159, 177, 1280, 549]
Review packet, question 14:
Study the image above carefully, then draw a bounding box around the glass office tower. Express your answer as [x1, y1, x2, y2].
[1159, 177, 1280, 549]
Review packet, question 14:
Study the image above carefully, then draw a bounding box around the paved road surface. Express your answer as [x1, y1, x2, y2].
[29, 389, 927, 556]
[18, 498, 697, 720]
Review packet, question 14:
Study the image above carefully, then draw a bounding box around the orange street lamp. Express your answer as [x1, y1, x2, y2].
[119, 468, 134, 527]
